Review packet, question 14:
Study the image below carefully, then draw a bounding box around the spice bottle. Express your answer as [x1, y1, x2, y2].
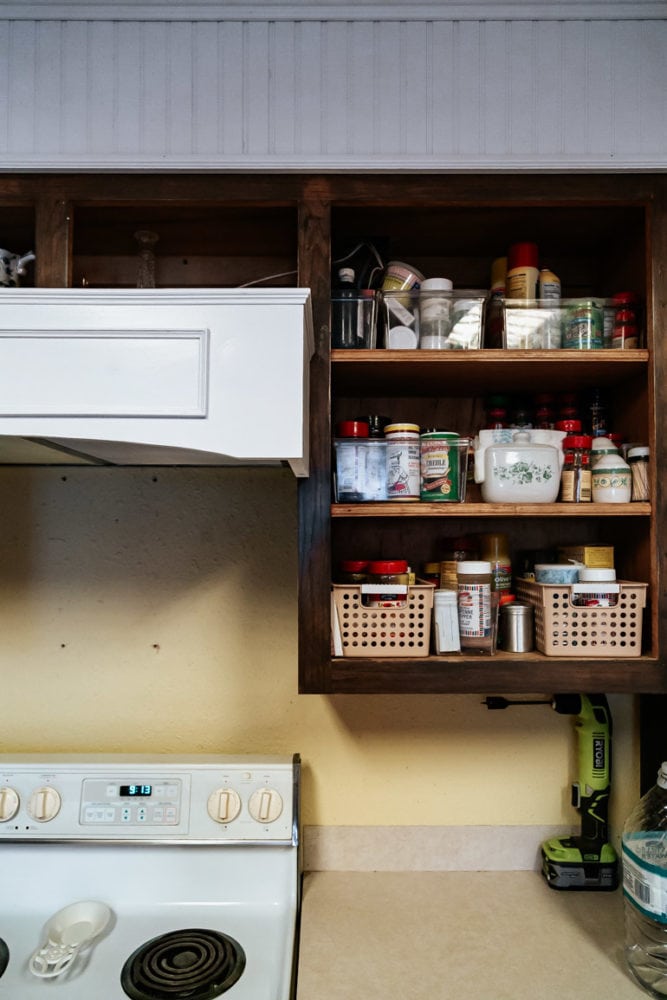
[479, 533, 512, 593]
[612, 292, 640, 349]
[507, 242, 539, 300]
[385, 423, 420, 501]
[331, 268, 358, 348]
[628, 446, 650, 501]
[456, 561, 495, 652]
[365, 559, 410, 608]
[440, 536, 480, 590]
[559, 435, 593, 503]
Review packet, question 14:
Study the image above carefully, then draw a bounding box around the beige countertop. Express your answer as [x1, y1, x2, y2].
[297, 870, 644, 1000]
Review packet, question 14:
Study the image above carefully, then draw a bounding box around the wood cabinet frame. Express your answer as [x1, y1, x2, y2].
[1, 171, 665, 768]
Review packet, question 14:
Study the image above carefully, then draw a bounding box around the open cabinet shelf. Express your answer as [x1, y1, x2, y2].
[297, 173, 667, 695]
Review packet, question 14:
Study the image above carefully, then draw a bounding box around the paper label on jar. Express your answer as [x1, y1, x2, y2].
[386, 442, 420, 500]
[623, 841, 667, 924]
[457, 584, 491, 637]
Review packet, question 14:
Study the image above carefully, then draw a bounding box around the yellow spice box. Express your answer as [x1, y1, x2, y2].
[558, 545, 614, 569]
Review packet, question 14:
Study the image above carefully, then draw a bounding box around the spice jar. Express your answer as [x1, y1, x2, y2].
[365, 559, 410, 608]
[335, 560, 369, 584]
[479, 532, 512, 593]
[628, 446, 650, 501]
[385, 423, 420, 501]
[612, 292, 640, 349]
[440, 536, 480, 590]
[456, 561, 495, 652]
[559, 435, 592, 502]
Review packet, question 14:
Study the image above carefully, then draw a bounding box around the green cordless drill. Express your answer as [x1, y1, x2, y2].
[540, 693, 619, 891]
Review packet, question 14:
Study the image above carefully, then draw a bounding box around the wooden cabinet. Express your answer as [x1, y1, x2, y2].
[296, 174, 667, 696]
[1, 172, 665, 695]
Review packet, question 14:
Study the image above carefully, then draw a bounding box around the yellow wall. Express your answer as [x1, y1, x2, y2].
[0, 466, 639, 833]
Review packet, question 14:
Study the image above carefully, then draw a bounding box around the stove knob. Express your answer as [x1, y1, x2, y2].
[207, 788, 242, 824]
[27, 786, 62, 823]
[0, 787, 19, 822]
[248, 788, 283, 824]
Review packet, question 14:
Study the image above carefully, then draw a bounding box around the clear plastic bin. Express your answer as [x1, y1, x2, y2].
[381, 289, 486, 350]
[502, 298, 616, 350]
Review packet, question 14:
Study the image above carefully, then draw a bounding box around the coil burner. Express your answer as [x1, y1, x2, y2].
[121, 928, 245, 999]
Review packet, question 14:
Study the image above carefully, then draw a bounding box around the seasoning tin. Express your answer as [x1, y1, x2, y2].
[563, 301, 604, 350]
[419, 431, 461, 501]
[385, 423, 421, 501]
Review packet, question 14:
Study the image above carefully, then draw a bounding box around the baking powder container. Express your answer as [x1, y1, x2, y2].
[499, 602, 534, 652]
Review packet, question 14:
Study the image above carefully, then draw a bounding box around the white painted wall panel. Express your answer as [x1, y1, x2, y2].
[0, 16, 665, 170]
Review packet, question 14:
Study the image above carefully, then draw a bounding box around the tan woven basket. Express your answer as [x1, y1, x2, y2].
[332, 583, 434, 657]
[515, 578, 647, 657]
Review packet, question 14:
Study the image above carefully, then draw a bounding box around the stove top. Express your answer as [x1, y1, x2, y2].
[0, 754, 300, 1000]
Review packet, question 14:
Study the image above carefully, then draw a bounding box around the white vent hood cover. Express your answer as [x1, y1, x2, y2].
[0, 289, 313, 475]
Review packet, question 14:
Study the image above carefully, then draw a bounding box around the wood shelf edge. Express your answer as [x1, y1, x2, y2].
[332, 502, 651, 517]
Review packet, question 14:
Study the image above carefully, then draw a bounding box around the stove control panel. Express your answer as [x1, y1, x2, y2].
[0, 755, 298, 844]
[80, 778, 183, 827]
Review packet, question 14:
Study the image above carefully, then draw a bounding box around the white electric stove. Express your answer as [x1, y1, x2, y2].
[0, 754, 301, 1000]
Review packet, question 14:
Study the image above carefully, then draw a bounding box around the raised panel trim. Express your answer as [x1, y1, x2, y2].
[0, 328, 210, 418]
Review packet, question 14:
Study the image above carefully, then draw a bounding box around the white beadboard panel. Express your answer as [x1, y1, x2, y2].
[1, 3, 665, 22]
[0, 16, 666, 170]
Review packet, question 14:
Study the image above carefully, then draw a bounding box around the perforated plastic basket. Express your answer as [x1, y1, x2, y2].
[332, 583, 434, 657]
[515, 578, 647, 657]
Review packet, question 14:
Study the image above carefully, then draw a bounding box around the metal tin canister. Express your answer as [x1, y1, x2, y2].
[499, 602, 534, 652]
[420, 431, 460, 501]
[385, 423, 420, 501]
[563, 301, 604, 349]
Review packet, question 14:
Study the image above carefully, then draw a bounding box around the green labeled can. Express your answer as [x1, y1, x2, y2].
[420, 431, 461, 501]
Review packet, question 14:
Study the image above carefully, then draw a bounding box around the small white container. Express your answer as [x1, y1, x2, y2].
[432, 589, 461, 652]
[591, 452, 632, 503]
[419, 277, 453, 349]
[590, 436, 619, 468]
[578, 567, 616, 582]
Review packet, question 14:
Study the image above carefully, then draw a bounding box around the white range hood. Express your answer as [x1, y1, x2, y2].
[0, 288, 313, 475]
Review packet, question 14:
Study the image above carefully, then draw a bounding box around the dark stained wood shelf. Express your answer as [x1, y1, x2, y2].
[329, 654, 666, 694]
[332, 349, 649, 395]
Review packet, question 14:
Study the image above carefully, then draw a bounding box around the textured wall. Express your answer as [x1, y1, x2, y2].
[0, 15, 665, 170]
[0, 466, 637, 833]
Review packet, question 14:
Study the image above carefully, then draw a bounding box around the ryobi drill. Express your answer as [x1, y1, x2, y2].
[540, 693, 618, 891]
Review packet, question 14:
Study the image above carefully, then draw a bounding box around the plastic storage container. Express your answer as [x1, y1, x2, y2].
[622, 762, 667, 998]
[381, 289, 486, 350]
[331, 583, 434, 657]
[515, 579, 647, 657]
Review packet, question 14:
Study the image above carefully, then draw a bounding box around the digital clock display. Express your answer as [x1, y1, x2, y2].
[119, 784, 153, 797]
